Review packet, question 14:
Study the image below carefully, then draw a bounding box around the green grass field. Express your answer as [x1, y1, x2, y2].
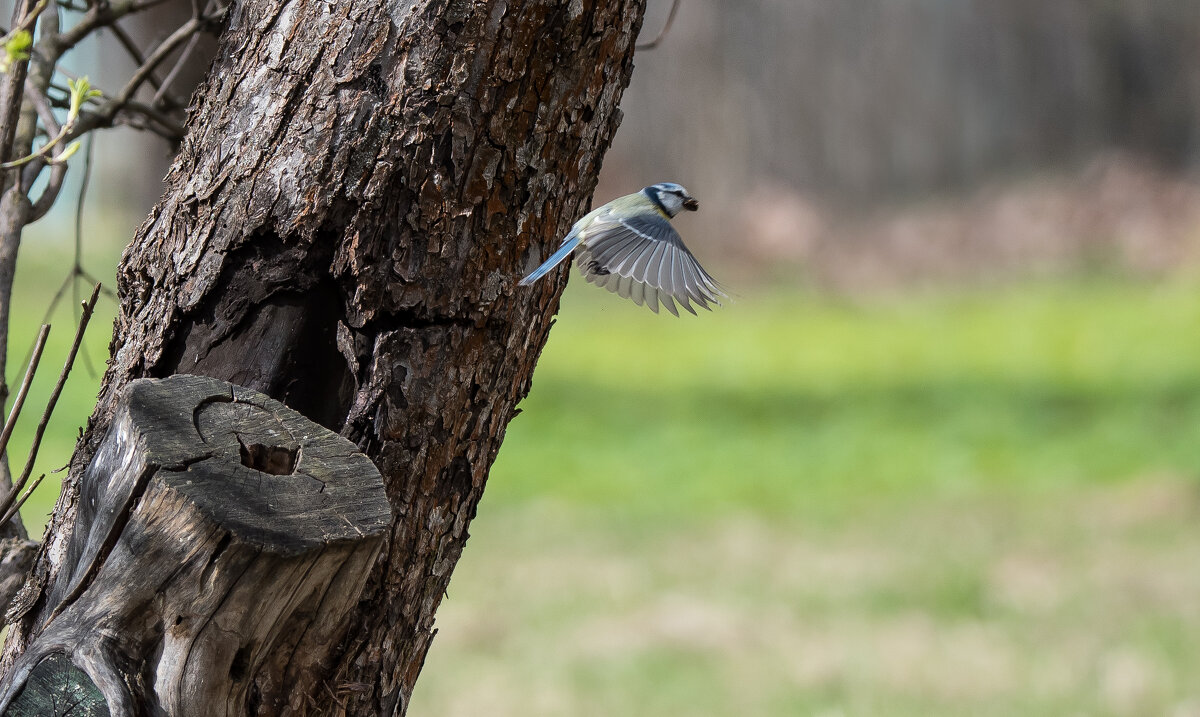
[412, 279, 1200, 716]
[7, 254, 1200, 715]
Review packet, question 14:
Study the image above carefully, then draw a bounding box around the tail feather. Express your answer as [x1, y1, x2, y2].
[519, 235, 582, 285]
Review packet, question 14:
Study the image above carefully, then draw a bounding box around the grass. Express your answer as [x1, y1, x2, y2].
[411, 277, 1200, 716]
[5, 247, 1200, 714]
[487, 279, 1200, 522]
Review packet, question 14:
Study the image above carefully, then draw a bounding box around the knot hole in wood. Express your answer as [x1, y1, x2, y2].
[195, 400, 301, 478]
[237, 439, 297, 475]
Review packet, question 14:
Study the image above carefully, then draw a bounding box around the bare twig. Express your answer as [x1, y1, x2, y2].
[0, 324, 49, 468]
[636, 0, 681, 50]
[17, 80, 61, 194]
[21, 81, 60, 137]
[322, 682, 349, 712]
[0, 472, 45, 528]
[27, 161, 66, 221]
[18, 136, 110, 379]
[152, 31, 202, 109]
[109, 17, 203, 107]
[56, 0, 175, 52]
[0, 0, 38, 192]
[129, 0, 176, 12]
[75, 134, 114, 300]
[108, 20, 184, 111]
[0, 283, 100, 527]
[75, 122, 91, 252]
[112, 99, 186, 141]
[69, 15, 209, 140]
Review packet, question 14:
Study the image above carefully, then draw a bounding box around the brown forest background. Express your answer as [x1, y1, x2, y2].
[590, 0, 1200, 291]
[80, 0, 1200, 293]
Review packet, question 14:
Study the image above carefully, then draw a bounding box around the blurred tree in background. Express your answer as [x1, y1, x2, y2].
[600, 0, 1200, 290]
[616, 0, 1200, 201]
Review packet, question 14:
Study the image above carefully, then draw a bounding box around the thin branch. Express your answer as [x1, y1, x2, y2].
[112, 99, 186, 141]
[21, 80, 60, 136]
[74, 132, 95, 279]
[0, 324, 47, 534]
[67, 13, 218, 141]
[0, 472, 45, 528]
[107, 19, 183, 110]
[128, 0, 177, 12]
[27, 160, 66, 221]
[16, 79, 60, 192]
[39, 0, 223, 142]
[20, 135, 110, 377]
[74, 136, 113, 299]
[1, 74, 91, 170]
[0, 124, 68, 167]
[152, 31, 201, 109]
[636, 0, 681, 51]
[109, 17, 202, 107]
[0, 324, 49, 470]
[56, 0, 176, 52]
[72, 135, 103, 378]
[0, 0, 48, 46]
[0, 283, 100, 526]
[0, 0, 38, 192]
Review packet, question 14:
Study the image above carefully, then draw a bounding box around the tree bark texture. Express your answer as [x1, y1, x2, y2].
[5, 1, 647, 714]
[0, 375, 390, 715]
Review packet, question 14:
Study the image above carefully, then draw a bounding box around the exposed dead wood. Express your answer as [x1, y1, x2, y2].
[0, 374, 390, 715]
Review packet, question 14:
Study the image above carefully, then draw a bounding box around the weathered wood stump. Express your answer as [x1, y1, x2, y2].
[0, 374, 392, 716]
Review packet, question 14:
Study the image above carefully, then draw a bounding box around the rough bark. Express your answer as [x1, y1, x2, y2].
[0, 375, 390, 715]
[4, 1, 646, 714]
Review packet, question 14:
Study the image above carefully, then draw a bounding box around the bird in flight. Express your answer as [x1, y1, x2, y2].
[519, 182, 725, 316]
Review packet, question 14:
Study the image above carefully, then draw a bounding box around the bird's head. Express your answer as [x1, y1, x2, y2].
[645, 182, 699, 217]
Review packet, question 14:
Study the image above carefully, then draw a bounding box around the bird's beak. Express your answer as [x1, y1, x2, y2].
[683, 197, 699, 211]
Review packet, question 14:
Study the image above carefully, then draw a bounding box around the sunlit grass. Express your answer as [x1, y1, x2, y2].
[6, 250, 1200, 715]
[488, 279, 1200, 523]
[414, 276, 1200, 716]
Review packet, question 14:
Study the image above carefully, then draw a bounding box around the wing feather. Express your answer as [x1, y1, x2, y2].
[617, 274, 633, 299]
[644, 285, 660, 314]
[571, 208, 724, 314]
[671, 248, 686, 303]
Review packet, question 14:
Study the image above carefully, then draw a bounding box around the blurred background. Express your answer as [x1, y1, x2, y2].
[10, 1, 1200, 715]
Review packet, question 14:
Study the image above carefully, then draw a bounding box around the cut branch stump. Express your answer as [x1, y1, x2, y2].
[0, 374, 391, 716]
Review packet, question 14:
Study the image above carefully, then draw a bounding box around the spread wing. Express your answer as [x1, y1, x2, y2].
[575, 211, 725, 316]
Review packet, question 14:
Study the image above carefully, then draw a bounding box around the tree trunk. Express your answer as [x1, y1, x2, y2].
[3, 1, 646, 714]
[0, 375, 391, 715]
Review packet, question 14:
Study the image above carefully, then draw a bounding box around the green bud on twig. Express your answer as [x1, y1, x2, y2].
[0, 31, 31, 74]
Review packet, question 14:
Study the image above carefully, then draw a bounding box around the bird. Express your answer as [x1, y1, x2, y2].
[518, 182, 725, 316]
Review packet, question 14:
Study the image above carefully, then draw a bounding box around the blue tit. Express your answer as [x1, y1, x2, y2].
[519, 182, 725, 316]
